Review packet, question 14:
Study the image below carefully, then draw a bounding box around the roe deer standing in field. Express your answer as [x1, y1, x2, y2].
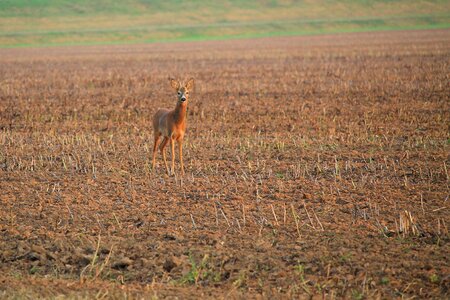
[152, 77, 194, 175]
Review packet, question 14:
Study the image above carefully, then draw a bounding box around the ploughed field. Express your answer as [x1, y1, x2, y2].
[0, 30, 449, 299]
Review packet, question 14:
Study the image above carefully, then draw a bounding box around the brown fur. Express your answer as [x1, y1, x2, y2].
[152, 77, 194, 175]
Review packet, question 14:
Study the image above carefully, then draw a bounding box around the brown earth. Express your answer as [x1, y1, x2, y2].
[0, 30, 449, 299]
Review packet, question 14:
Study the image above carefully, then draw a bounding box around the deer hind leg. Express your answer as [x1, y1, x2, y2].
[159, 137, 170, 174]
[152, 133, 161, 170]
[170, 137, 175, 176]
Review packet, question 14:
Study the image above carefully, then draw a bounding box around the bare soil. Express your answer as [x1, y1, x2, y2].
[0, 29, 449, 299]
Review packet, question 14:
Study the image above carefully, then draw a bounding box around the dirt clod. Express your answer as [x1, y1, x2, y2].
[112, 257, 133, 270]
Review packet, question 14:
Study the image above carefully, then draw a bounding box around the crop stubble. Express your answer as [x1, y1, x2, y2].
[0, 30, 449, 298]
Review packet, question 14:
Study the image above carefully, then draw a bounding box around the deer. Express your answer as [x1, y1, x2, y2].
[152, 77, 194, 176]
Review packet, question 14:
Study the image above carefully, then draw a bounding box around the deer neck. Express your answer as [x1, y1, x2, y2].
[173, 102, 187, 125]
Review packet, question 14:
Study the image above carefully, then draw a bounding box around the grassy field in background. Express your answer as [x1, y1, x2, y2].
[0, 1, 449, 49]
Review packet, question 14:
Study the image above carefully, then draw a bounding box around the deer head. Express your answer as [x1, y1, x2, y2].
[169, 77, 194, 104]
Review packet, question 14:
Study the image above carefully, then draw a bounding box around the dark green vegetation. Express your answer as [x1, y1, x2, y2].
[0, 0, 449, 47]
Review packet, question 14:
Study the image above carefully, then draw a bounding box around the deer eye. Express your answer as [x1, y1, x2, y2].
[177, 91, 181, 95]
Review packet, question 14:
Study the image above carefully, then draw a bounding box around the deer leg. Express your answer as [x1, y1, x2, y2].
[170, 137, 175, 176]
[178, 140, 184, 175]
[152, 133, 161, 170]
[160, 137, 169, 174]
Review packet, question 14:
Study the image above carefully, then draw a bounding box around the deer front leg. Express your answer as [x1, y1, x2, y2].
[178, 140, 184, 175]
[159, 137, 169, 174]
[170, 137, 175, 176]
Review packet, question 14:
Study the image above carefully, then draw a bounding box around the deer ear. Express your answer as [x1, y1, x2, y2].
[185, 78, 194, 90]
[169, 77, 180, 90]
